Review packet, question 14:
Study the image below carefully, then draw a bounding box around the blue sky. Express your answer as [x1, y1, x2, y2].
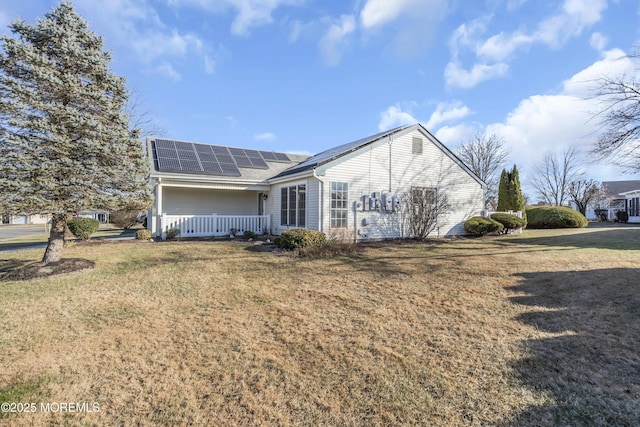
[1, 0, 639, 198]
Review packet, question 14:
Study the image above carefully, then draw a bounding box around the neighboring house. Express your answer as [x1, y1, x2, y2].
[588, 180, 640, 221]
[75, 210, 109, 223]
[147, 124, 486, 240]
[1, 213, 50, 225]
[620, 188, 640, 223]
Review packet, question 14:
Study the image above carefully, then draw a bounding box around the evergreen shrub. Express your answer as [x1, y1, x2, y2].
[276, 229, 327, 250]
[136, 229, 152, 240]
[526, 206, 588, 229]
[616, 211, 629, 223]
[464, 216, 504, 236]
[490, 213, 527, 233]
[165, 228, 180, 240]
[67, 217, 100, 240]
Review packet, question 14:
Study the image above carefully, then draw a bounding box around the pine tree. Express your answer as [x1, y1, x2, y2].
[0, 1, 151, 263]
[496, 165, 526, 221]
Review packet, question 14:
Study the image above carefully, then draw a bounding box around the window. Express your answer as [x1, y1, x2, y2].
[630, 197, 640, 217]
[281, 184, 306, 227]
[412, 137, 423, 154]
[330, 182, 348, 228]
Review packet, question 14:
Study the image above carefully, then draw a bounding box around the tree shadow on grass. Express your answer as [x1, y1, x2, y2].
[502, 228, 640, 251]
[504, 268, 640, 426]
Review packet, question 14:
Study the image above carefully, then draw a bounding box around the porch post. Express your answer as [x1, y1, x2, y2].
[156, 181, 163, 237]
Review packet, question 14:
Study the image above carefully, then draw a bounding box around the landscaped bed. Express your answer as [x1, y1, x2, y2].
[0, 225, 638, 425]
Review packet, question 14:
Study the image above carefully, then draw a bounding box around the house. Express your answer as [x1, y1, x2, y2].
[1, 213, 50, 225]
[620, 188, 640, 223]
[147, 124, 486, 240]
[588, 180, 640, 221]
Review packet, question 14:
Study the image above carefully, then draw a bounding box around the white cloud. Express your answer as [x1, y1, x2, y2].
[434, 124, 477, 148]
[446, 0, 608, 89]
[590, 32, 608, 51]
[562, 48, 630, 97]
[167, 0, 303, 36]
[254, 132, 277, 142]
[481, 48, 639, 189]
[155, 62, 182, 81]
[444, 61, 509, 89]
[204, 55, 216, 74]
[425, 102, 472, 129]
[74, 0, 208, 78]
[319, 15, 356, 67]
[378, 105, 418, 131]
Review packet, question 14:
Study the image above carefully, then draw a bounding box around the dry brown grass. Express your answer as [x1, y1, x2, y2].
[0, 225, 639, 426]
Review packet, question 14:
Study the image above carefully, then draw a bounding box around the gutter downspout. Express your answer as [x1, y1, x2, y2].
[312, 168, 325, 234]
[387, 134, 393, 193]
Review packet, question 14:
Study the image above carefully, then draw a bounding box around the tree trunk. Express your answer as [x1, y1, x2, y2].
[42, 213, 67, 264]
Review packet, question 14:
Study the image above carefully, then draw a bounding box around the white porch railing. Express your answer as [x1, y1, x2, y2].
[160, 214, 270, 238]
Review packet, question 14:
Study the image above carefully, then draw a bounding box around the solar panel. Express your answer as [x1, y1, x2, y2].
[234, 156, 253, 167]
[173, 141, 193, 151]
[260, 151, 277, 160]
[228, 147, 245, 156]
[200, 161, 223, 175]
[153, 139, 292, 177]
[155, 139, 176, 150]
[215, 154, 234, 164]
[250, 157, 268, 168]
[179, 160, 201, 172]
[157, 157, 181, 171]
[211, 145, 229, 155]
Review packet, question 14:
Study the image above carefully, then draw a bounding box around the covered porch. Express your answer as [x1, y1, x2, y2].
[149, 178, 271, 238]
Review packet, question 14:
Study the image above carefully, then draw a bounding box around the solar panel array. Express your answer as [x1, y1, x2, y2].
[152, 139, 291, 177]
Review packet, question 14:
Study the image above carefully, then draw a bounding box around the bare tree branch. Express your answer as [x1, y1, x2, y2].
[590, 53, 640, 172]
[456, 133, 507, 209]
[531, 148, 583, 206]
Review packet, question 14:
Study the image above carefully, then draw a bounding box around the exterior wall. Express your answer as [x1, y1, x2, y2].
[318, 129, 484, 239]
[162, 187, 260, 216]
[266, 178, 318, 235]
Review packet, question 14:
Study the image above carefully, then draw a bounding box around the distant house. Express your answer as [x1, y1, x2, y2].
[620, 188, 640, 223]
[1, 213, 50, 225]
[593, 181, 640, 221]
[146, 124, 486, 240]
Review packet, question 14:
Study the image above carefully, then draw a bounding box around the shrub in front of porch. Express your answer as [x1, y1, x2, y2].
[276, 229, 327, 250]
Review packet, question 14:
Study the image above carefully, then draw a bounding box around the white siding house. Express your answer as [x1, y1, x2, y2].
[620, 189, 640, 223]
[147, 124, 485, 239]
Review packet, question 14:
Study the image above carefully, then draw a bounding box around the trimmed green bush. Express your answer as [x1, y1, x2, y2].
[616, 211, 629, 223]
[464, 216, 504, 236]
[526, 206, 588, 229]
[165, 228, 180, 240]
[136, 229, 152, 240]
[490, 213, 527, 233]
[277, 229, 327, 250]
[67, 217, 100, 240]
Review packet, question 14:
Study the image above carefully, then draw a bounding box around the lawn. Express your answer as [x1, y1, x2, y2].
[0, 225, 639, 426]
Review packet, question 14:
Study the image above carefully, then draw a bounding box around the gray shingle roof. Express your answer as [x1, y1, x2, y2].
[602, 180, 640, 197]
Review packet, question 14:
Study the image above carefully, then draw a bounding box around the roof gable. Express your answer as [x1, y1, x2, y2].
[270, 124, 486, 187]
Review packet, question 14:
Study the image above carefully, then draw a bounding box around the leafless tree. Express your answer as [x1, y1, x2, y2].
[568, 179, 600, 216]
[403, 187, 451, 239]
[590, 54, 640, 172]
[127, 88, 166, 139]
[456, 133, 508, 209]
[531, 148, 582, 206]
